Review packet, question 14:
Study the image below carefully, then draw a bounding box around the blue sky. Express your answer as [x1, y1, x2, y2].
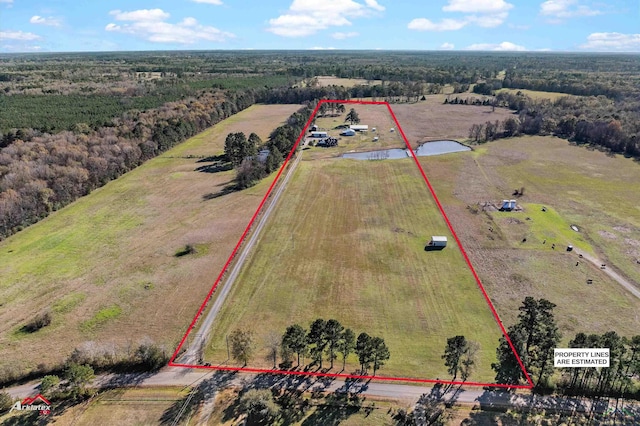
[0, 0, 639, 53]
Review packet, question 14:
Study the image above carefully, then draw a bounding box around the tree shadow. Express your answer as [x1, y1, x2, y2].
[300, 391, 362, 426]
[202, 184, 239, 200]
[159, 370, 237, 425]
[196, 154, 227, 163]
[195, 163, 233, 174]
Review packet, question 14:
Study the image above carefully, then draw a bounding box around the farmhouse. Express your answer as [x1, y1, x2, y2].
[350, 124, 369, 132]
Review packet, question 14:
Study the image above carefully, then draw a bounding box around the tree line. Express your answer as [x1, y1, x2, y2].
[228, 318, 390, 376]
[464, 91, 640, 159]
[0, 89, 259, 240]
[491, 297, 640, 399]
[229, 104, 315, 189]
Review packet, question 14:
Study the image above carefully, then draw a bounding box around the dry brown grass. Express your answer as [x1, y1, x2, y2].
[313, 76, 375, 87]
[391, 97, 514, 143]
[0, 104, 300, 375]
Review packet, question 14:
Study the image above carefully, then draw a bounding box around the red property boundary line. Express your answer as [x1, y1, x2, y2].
[168, 99, 534, 390]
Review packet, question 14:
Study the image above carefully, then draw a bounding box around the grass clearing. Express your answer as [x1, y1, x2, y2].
[203, 105, 505, 382]
[308, 76, 378, 87]
[496, 88, 577, 101]
[496, 203, 593, 254]
[391, 98, 514, 143]
[0, 104, 301, 375]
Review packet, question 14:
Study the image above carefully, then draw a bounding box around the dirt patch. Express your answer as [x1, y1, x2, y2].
[614, 225, 633, 233]
[504, 217, 524, 225]
[599, 230, 617, 239]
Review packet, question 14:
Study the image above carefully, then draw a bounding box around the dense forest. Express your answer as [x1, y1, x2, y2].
[1, 51, 639, 241]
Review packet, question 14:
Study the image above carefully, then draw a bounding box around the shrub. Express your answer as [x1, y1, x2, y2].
[0, 391, 13, 413]
[40, 375, 61, 396]
[22, 311, 52, 333]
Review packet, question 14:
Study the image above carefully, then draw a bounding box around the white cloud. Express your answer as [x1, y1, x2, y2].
[364, 0, 385, 11]
[465, 41, 526, 51]
[30, 15, 62, 27]
[0, 0, 13, 3]
[109, 9, 170, 22]
[580, 32, 640, 51]
[0, 30, 41, 41]
[309, 46, 337, 50]
[440, 42, 455, 49]
[540, 0, 601, 21]
[105, 9, 234, 44]
[467, 12, 508, 27]
[191, 0, 223, 4]
[443, 0, 513, 13]
[409, 0, 512, 32]
[332, 31, 359, 39]
[408, 18, 468, 31]
[267, 0, 384, 37]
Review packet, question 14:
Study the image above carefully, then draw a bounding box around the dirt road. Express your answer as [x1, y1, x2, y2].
[179, 141, 307, 365]
[577, 251, 640, 300]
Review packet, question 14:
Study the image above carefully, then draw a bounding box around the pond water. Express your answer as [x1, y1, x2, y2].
[342, 140, 471, 160]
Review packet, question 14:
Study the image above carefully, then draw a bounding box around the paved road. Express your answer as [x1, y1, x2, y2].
[179, 140, 307, 364]
[577, 250, 640, 300]
[6, 368, 637, 419]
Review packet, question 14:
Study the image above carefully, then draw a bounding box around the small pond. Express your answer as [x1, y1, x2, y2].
[342, 140, 471, 160]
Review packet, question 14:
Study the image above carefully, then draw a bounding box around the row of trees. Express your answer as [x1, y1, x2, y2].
[491, 297, 640, 398]
[281, 319, 390, 375]
[233, 104, 315, 189]
[463, 91, 640, 159]
[228, 318, 390, 376]
[559, 332, 640, 398]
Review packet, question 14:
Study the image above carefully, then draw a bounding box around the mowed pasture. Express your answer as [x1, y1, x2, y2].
[391, 98, 514, 143]
[205, 155, 504, 382]
[0, 104, 300, 376]
[414, 135, 640, 339]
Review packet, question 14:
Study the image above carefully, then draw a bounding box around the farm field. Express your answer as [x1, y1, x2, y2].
[496, 88, 577, 101]
[312, 76, 378, 87]
[391, 98, 514, 143]
[414, 135, 640, 339]
[203, 105, 506, 382]
[0, 104, 300, 377]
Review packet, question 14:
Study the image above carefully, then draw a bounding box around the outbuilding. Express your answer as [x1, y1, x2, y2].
[340, 129, 356, 136]
[350, 124, 369, 132]
[310, 131, 328, 138]
[428, 236, 448, 247]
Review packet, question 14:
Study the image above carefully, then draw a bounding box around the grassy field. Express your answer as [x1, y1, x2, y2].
[391, 98, 514, 143]
[496, 88, 576, 101]
[203, 110, 505, 382]
[414, 135, 640, 339]
[0, 387, 191, 425]
[0, 104, 300, 377]
[310, 76, 378, 87]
